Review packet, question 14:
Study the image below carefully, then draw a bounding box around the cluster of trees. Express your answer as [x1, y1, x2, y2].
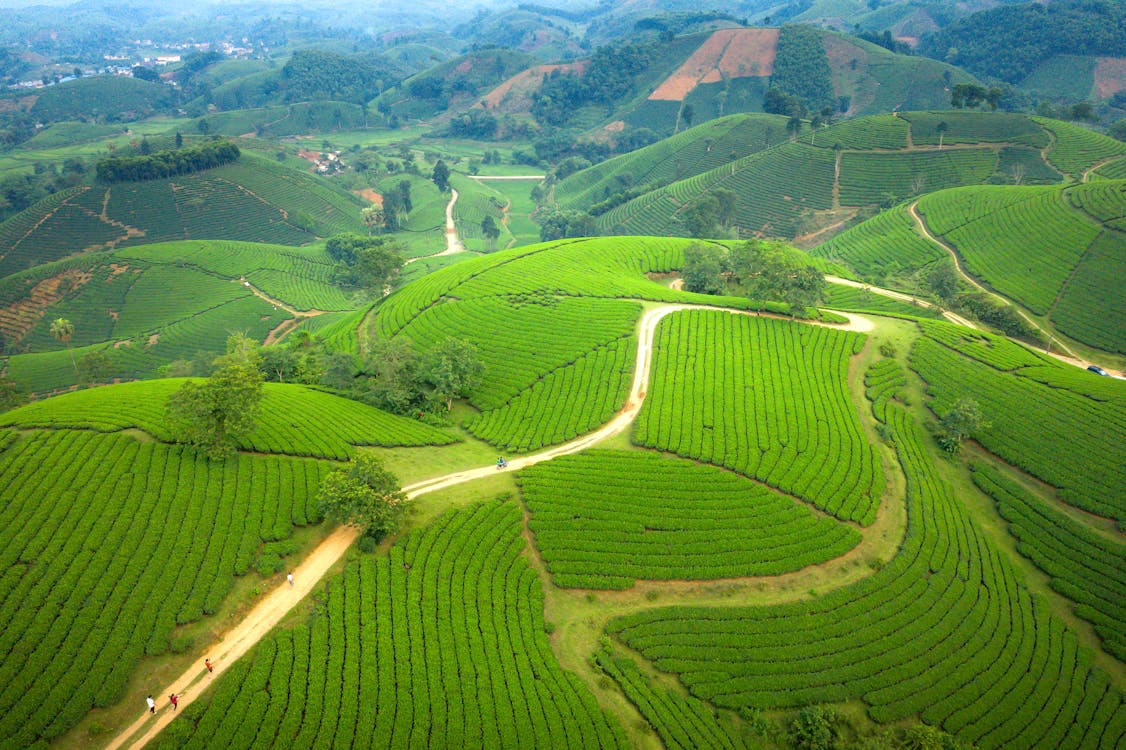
[447, 109, 498, 139]
[950, 83, 1003, 111]
[95, 140, 239, 183]
[537, 208, 596, 241]
[326, 234, 405, 292]
[360, 182, 413, 233]
[923, 261, 1042, 343]
[531, 41, 653, 127]
[921, 0, 1126, 83]
[769, 24, 835, 114]
[682, 239, 826, 317]
[683, 189, 738, 238]
[280, 49, 402, 104]
[405, 49, 528, 108]
[318, 453, 408, 541]
[0, 158, 87, 221]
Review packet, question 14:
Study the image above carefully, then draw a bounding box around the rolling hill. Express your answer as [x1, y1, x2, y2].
[4, 234, 1121, 748]
[0, 150, 367, 276]
[566, 111, 1124, 242]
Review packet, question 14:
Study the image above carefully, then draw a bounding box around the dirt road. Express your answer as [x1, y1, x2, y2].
[404, 189, 465, 266]
[104, 301, 874, 750]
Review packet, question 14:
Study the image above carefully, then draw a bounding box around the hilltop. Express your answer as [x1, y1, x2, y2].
[558, 111, 1126, 242]
[0, 149, 367, 276]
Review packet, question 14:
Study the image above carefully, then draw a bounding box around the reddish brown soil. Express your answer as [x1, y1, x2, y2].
[1094, 57, 1126, 99]
[651, 28, 778, 101]
[481, 61, 586, 112]
[354, 189, 382, 206]
[0, 269, 93, 345]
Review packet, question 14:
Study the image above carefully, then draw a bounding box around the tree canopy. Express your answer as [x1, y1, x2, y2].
[317, 453, 408, 540]
[165, 333, 264, 460]
[729, 239, 826, 317]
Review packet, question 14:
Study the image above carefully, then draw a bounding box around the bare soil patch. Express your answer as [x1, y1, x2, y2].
[652, 29, 778, 100]
[711, 27, 778, 80]
[0, 269, 94, 344]
[1094, 57, 1126, 99]
[354, 189, 382, 206]
[482, 61, 586, 112]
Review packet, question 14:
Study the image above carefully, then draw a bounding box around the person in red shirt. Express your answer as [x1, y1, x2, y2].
[205, 658, 213, 673]
[169, 693, 179, 710]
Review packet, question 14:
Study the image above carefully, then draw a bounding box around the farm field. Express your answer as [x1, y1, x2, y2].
[0, 151, 366, 277]
[0, 238, 361, 395]
[580, 112, 1101, 242]
[1, 233, 1124, 749]
[818, 178, 1126, 358]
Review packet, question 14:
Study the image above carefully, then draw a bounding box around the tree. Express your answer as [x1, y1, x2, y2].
[985, 87, 1003, 111]
[925, 261, 959, 304]
[729, 240, 826, 317]
[50, 317, 76, 373]
[0, 375, 23, 413]
[165, 333, 264, 460]
[317, 453, 408, 540]
[480, 215, 500, 246]
[934, 396, 988, 454]
[352, 242, 405, 293]
[79, 349, 113, 385]
[787, 115, 804, 140]
[790, 705, 838, 750]
[1109, 119, 1126, 143]
[426, 338, 484, 411]
[685, 194, 721, 238]
[432, 159, 450, 192]
[936, 121, 948, 149]
[175, 132, 183, 149]
[682, 243, 728, 295]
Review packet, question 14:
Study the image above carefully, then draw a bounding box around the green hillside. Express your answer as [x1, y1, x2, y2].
[0, 151, 366, 276]
[585, 111, 1074, 241]
[5, 76, 174, 125]
[816, 178, 1126, 354]
[0, 239, 360, 394]
[0, 381, 452, 748]
[2, 234, 1125, 749]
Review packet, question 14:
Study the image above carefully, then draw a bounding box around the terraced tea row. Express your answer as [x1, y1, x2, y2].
[0, 380, 456, 460]
[608, 405, 1125, 749]
[864, 358, 906, 424]
[517, 450, 861, 590]
[909, 333, 1124, 523]
[0, 429, 329, 749]
[163, 501, 627, 749]
[634, 311, 883, 525]
[813, 204, 944, 279]
[972, 463, 1126, 661]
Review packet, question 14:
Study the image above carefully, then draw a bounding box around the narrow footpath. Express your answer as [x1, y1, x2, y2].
[104, 302, 874, 750]
[404, 189, 465, 266]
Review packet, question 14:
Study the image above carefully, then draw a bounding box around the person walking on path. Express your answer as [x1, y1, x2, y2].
[169, 693, 178, 711]
[146, 695, 155, 714]
[205, 658, 213, 673]
[287, 572, 294, 587]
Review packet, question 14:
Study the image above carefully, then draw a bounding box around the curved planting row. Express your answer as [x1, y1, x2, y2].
[813, 203, 944, 278]
[398, 296, 641, 410]
[518, 450, 860, 590]
[466, 337, 635, 453]
[971, 463, 1126, 661]
[634, 311, 883, 525]
[608, 405, 1126, 749]
[910, 334, 1125, 523]
[0, 430, 327, 749]
[1069, 180, 1126, 230]
[926, 187, 1099, 314]
[902, 111, 1050, 148]
[595, 649, 753, 750]
[864, 358, 906, 424]
[839, 148, 997, 207]
[165, 501, 627, 749]
[0, 380, 455, 459]
[814, 114, 908, 150]
[822, 284, 942, 319]
[915, 319, 1049, 371]
[1033, 117, 1126, 178]
[1048, 231, 1126, 353]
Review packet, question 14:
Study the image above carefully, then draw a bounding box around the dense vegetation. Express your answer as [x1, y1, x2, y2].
[921, 0, 1126, 84]
[769, 24, 834, 113]
[95, 141, 240, 183]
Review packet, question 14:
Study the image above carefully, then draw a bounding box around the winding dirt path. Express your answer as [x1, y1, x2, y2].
[906, 201, 1082, 360]
[104, 302, 874, 750]
[237, 277, 326, 346]
[404, 189, 465, 266]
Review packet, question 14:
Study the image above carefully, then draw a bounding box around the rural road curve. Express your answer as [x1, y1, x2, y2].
[105, 302, 873, 750]
[906, 201, 1083, 361]
[404, 189, 465, 266]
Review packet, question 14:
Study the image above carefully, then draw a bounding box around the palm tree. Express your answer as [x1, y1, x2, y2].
[50, 317, 76, 373]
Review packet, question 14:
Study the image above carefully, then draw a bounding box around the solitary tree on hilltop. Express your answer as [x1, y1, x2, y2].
[165, 333, 264, 460]
[50, 317, 76, 373]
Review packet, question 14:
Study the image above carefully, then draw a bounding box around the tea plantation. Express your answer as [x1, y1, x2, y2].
[1, 224, 1124, 749]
